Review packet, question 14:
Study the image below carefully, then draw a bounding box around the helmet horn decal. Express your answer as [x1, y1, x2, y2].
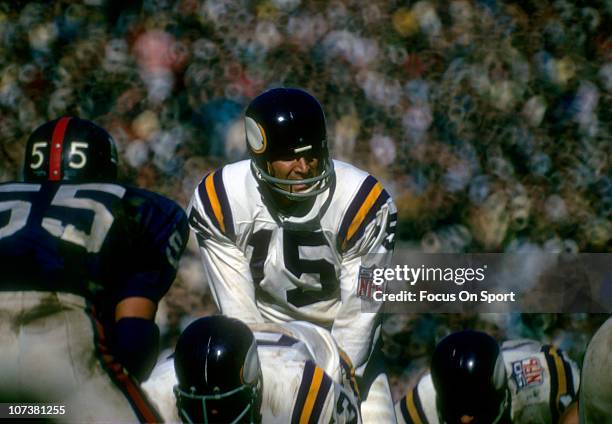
[245, 117, 267, 154]
[48, 117, 72, 181]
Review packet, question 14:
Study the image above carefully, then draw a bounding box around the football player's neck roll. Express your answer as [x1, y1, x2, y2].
[245, 87, 335, 204]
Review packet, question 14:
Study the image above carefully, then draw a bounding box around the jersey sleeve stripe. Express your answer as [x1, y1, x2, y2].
[205, 171, 225, 232]
[212, 168, 235, 237]
[188, 208, 210, 246]
[344, 186, 390, 251]
[346, 182, 383, 241]
[292, 360, 315, 424]
[197, 172, 217, 229]
[398, 394, 411, 423]
[542, 345, 567, 422]
[196, 169, 234, 240]
[407, 386, 428, 424]
[338, 349, 361, 401]
[309, 369, 332, 424]
[300, 365, 325, 424]
[550, 347, 568, 408]
[292, 361, 332, 424]
[338, 175, 390, 251]
[338, 175, 377, 246]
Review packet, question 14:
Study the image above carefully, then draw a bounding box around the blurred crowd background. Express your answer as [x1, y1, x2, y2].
[0, 0, 609, 401]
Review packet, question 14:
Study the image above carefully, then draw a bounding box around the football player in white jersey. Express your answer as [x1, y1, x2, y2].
[142, 315, 361, 423]
[395, 330, 580, 424]
[187, 88, 397, 421]
[579, 317, 612, 424]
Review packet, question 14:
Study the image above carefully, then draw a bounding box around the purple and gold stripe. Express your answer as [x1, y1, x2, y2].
[399, 386, 428, 424]
[338, 349, 360, 402]
[338, 175, 390, 251]
[292, 361, 333, 424]
[542, 345, 571, 422]
[196, 168, 235, 240]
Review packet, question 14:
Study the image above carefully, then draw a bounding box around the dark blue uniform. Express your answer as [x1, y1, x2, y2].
[0, 181, 188, 304]
[0, 180, 188, 422]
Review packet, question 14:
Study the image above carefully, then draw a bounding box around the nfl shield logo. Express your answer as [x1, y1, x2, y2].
[357, 266, 383, 300]
[512, 357, 544, 390]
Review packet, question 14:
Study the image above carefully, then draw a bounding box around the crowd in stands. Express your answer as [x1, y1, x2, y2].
[0, 0, 609, 400]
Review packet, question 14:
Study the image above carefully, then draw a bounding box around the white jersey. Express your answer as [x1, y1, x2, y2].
[187, 159, 396, 372]
[142, 321, 361, 424]
[395, 340, 580, 424]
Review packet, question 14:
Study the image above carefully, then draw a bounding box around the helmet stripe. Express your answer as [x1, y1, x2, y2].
[48, 117, 72, 181]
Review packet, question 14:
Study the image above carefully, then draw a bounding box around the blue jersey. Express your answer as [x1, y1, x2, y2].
[0, 181, 188, 304]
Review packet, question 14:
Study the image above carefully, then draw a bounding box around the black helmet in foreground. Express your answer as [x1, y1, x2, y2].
[173, 316, 263, 424]
[431, 330, 510, 424]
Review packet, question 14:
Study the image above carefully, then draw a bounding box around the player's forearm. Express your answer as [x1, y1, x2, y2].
[112, 317, 160, 381]
[558, 402, 578, 424]
[112, 296, 160, 381]
[115, 296, 157, 320]
[200, 247, 265, 322]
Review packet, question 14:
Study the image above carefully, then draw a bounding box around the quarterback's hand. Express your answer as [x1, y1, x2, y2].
[558, 402, 578, 424]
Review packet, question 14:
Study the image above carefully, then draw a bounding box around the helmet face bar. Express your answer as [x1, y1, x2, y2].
[23, 117, 118, 183]
[173, 384, 259, 424]
[431, 330, 509, 424]
[249, 160, 334, 200]
[173, 316, 263, 424]
[245, 87, 335, 201]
